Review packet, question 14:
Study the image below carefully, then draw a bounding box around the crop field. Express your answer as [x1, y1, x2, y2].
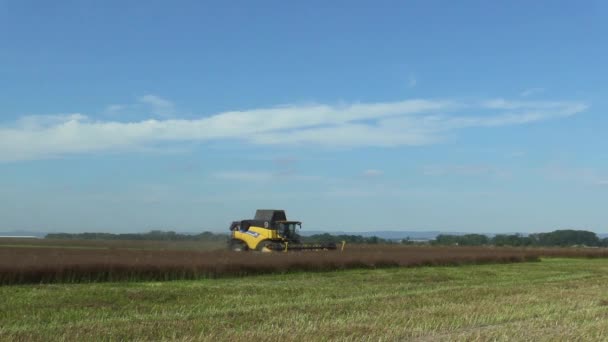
[2, 258, 608, 341]
[4, 241, 608, 285]
[3, 242, 608, 340]
[0, 243, 548, 285]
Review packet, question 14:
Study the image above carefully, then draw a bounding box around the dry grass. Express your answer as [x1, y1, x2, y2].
[2, 258, 608, 341]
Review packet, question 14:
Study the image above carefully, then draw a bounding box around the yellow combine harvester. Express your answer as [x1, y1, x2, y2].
[228, 209, 337, 252]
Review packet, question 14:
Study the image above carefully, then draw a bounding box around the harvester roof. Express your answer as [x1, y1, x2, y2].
[254, 209, 287, 222]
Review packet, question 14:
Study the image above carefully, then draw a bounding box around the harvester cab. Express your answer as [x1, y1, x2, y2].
[228, 209, 337, 252]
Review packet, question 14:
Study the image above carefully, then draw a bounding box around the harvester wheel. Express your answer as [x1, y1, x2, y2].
[229, 240, 248, 252]
[256, 240, 276, 253]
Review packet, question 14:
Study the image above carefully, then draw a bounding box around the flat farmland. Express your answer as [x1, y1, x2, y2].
[2, 258, 608, 341]
[3, 242, 608, 341]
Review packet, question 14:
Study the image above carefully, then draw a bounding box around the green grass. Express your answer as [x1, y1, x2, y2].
[2, 258, 608, 341]
[0, 238, 226, 251]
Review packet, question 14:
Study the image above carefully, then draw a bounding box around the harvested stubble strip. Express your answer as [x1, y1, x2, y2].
[0, 245, 549, 285]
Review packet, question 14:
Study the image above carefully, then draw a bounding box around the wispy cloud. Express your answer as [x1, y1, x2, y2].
[0, 97, 588, 162]
[138, 94, 175, 117]
[103, 104, 127, 116]
[363, 169, 384, 177]
[542, 164, 608, 187]
[15, 114, 88, 129]
[520, 88, 545, 97]
[213, 170, 320, 182]
[102, 94, 176, 118]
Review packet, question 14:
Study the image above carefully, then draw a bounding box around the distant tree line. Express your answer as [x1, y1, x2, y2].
[45, 230, 227, 241]
[46, 231, 391, 244]
[46, 229, 606, 247]
[432, 230, 606, 247]
[300, 233, 391, 244]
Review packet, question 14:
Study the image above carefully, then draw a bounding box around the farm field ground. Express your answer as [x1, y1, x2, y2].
[2, 258, 608, 341]
[1, 243, 546, 285]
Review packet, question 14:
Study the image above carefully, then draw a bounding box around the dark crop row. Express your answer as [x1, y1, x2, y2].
[0, 245, 529, 285]
[1, 245, 607, 285]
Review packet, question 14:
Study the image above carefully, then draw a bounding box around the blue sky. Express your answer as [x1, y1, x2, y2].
[1, 0, 607, 233]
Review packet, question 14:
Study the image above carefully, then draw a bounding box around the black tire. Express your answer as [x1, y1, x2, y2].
[229, 240, 248, 252]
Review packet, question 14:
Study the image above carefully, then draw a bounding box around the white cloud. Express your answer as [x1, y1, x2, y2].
[520, 88, 545, 97]
[138, 94, 175, 117]
[0, 97, 588, 162]
[252, 100, 586, 146]
[16, 114, 88, 129]
[480, 98, 582, 112]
